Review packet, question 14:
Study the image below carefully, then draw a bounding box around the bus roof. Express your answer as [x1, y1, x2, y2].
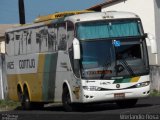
[64, 11, 139, 23]
[6, 11, 139, 33]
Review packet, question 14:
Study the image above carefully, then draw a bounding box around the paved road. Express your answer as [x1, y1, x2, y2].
[0, 97, 160, 120]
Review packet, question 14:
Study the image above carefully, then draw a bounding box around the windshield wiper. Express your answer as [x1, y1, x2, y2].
[119, 58, 135, 77]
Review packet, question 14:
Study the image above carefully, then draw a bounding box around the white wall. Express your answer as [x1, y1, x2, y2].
[154, 0, 160, 65]
[0, 41, 5, 53]
[102, 0, 157, 65]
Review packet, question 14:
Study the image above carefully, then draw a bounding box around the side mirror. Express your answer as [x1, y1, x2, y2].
[147, 33, 157, 54]
[73, 38, 80, 59]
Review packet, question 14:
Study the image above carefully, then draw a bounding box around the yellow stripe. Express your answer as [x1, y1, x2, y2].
[7, 73, 43, 102]
[38, 54, 45, 72]
[130, 77, 140, 82]
[7, 75, 18, 101]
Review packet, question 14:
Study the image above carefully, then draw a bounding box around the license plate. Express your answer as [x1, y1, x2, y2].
[114, 93, 125, 99]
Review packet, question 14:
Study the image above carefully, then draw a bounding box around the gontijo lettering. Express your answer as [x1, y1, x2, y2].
[19, 59, 35, 69]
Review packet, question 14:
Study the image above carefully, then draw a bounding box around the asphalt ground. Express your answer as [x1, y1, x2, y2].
[0, 96, 160, 120]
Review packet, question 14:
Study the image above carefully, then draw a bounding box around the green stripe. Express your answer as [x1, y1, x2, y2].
[42, 53, 58, 101]
[113, 78, 131, 83]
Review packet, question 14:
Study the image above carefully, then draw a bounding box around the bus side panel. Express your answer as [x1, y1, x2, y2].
[6, 54, 44, 102]
[54, 51, 82, 103]
[6, 53, 59, 102]
[54, 51, 71, 102]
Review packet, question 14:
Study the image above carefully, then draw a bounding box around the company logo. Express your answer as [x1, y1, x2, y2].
[116, 84, 120, 88]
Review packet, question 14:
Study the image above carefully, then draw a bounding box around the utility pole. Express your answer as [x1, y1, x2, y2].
[18, 0, 25, 24]
[0, 55, 4, 99]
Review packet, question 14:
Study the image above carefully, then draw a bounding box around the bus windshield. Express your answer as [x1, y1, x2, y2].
[77, 20, 142, 40]
[77, 20, 149, 80]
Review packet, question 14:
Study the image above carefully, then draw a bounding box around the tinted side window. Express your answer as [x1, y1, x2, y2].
[57, 23, 67, 51]
[67, 21, 74, 48]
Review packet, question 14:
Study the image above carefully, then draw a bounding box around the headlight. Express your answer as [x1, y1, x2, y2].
[136, 81, 150, 88]
[83, 86, 102, 91]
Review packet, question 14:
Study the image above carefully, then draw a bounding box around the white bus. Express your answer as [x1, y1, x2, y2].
[5, 11, 150, 111]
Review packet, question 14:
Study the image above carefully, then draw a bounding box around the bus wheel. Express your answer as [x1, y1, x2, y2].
[62, 87, 74, 112]
[116, 99, 138, 108]
[17, 88, 23, 104]
[21, 89, 31, 110]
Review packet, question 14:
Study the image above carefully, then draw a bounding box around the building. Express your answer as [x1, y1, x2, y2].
[88, 0, 160, 91]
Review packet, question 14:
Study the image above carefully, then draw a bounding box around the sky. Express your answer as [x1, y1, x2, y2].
[0, 0, 104, 24]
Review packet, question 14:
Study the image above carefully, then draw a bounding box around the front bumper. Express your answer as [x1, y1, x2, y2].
[82, 85, 150, 103]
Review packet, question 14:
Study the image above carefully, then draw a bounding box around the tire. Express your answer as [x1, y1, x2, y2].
[116, 99, 138, 108]
[17, 90, 23, 104]
[21, 88, 32, 110]
[62, 87, 75, 112]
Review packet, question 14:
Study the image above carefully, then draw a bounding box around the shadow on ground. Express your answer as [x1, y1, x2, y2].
[14, 102, 154, 112]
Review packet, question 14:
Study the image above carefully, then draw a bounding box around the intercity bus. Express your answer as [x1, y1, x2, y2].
[5, 11, 150, 111]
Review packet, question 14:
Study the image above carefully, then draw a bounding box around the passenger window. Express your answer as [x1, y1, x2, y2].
[48, 25, 58, 52]
[67, 21, 74, 48]
[6, 33, 14, 56]
[57, 23, 67, 51]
